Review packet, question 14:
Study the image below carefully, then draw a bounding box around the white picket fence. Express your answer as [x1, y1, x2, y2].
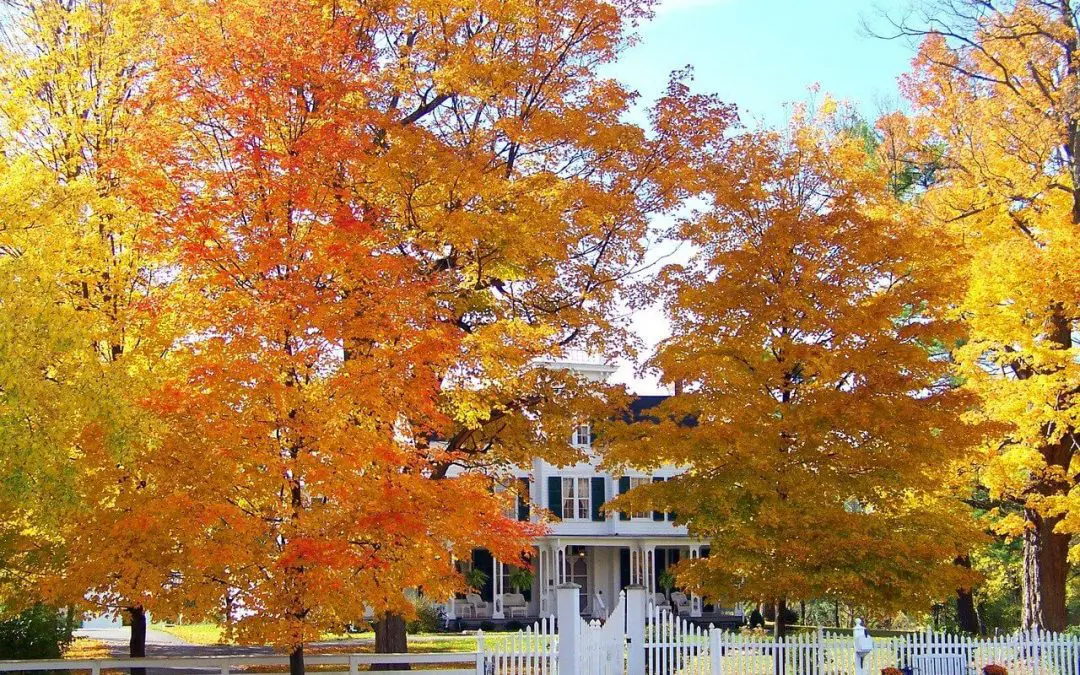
[711, 629, 855, 674]
[645, 605, 712, 675]
[481, 615, 559, 674]
[710, 627, 1080, 675]
[580, 591, 628, 674]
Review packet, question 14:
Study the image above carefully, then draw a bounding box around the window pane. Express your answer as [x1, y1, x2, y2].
[578, 478, 590, 519]
[573, 424, 590, 446]
[630, 477, 648, 519]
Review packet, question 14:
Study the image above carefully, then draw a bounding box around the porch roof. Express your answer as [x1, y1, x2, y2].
[532, 535, 707, 548]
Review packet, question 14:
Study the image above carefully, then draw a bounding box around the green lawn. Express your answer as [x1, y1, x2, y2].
[152, 623, 226, 645]
[151, 623, 480, 652]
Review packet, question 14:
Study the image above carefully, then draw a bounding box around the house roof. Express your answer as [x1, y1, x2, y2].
[627, 395, 671, 422]
[625, 394, 697, 427]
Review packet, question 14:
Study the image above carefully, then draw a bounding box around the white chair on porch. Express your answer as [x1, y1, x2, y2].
[501, 593, 528, 618]
[651, 593, 671, 611]
[465, 593, 491, 618]
[670, 592, 690, 615]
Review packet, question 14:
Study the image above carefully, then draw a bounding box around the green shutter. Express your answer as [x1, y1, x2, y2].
[665, 476, 677, 521]
[591, 477, 606, 522]
[653, 476, 665, 521]
[548, 476, 562, 518]
[518, 477, 531, 522]
[618, 477, 630, 521]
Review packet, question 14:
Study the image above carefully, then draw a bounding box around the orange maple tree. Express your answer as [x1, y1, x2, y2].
[125, 0, 726, 669]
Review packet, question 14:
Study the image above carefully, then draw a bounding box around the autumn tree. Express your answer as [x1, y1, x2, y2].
[879, 0, 1080, 631]
[605, 108, 982, 636]
[0, 0, 202, 658]
[130, 0, 725, 669]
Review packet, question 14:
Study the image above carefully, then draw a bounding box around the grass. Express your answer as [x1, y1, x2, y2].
[64, 637, 112, 659]
[152, 622, 226, 644]
[151, 623, 481, 652]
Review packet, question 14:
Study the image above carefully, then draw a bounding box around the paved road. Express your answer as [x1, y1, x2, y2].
[72, 628, 283, 658]
[74, 628, 193, 649]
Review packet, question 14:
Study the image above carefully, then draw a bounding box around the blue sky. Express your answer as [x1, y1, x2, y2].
[604, 0, 922, 393]
[607, 0, 917, 128]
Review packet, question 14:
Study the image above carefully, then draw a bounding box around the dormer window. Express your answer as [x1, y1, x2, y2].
[573, 423, 591, 448]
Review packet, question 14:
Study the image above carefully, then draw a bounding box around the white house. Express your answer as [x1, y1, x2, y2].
[444, 356, 743, 627]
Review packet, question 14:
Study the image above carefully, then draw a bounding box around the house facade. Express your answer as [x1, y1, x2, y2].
[444, 357, 743, 627]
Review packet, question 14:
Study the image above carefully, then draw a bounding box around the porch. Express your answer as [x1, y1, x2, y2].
[443, 538, 744, 630]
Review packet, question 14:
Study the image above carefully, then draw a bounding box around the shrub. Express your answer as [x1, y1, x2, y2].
[983, 665, 1007, 675]
[0, 605, 76, 659]
[405, 597, 444, 634]
[882, 668, 904, 675]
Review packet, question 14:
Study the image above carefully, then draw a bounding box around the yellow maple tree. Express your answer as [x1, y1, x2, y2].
[883, 0, 1080, 631]
[604, 107, 982, 635]
[0, 0, 200, 655]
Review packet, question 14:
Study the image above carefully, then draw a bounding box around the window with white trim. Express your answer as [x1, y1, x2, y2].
[628, 477, 650, 520]
[562, 477, 591, 520]
[573, 424, 591, 448]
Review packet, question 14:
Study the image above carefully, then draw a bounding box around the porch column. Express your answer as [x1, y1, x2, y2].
[689, 546, 702, 618]
[537, 544, 547, 616]
[445, 554, 457, 622]
[541, 543, 557, 616]
[492, 558, 505, 619]
[643, 545, 656, 598]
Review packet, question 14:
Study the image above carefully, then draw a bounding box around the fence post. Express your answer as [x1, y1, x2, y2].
[625, 584, 647, 675]
[710, 626, 721, 675]
[556, 583, 580, 675]
[854, 618, 873, 675]
[475, 629, 485, 675]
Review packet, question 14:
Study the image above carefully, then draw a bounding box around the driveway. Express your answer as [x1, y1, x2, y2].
[73, 627, 279, 658]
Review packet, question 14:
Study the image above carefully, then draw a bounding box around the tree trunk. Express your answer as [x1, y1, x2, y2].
[289, 644, 304, 675]
[373, 613, 409, 671]
[772, 598, 787, 638]
[1022, 508, 1070, 631]
[127, 606, 147, 675]
[772, 599, 787, 675]
[954, 556, 979, 635]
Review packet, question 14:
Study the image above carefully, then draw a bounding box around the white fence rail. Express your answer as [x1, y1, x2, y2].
[0, 653, 480, 675]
